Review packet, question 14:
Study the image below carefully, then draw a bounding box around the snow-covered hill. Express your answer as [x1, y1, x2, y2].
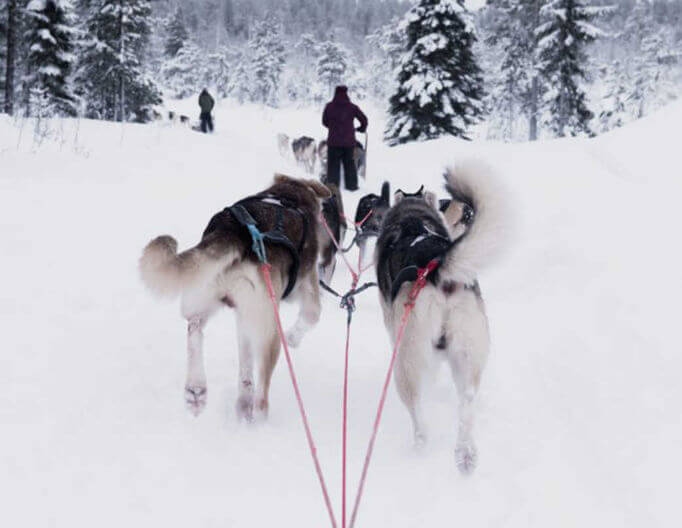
[1, 101, 680, 527]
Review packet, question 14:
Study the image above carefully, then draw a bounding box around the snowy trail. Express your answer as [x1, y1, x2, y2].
[1, 102, 680, 527]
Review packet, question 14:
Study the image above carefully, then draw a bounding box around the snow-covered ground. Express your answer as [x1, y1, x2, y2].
[1, 100, 680, 527]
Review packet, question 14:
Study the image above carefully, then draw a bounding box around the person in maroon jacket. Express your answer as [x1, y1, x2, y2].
[322, 86, 368, 191]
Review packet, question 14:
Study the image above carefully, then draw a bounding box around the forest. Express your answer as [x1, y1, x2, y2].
[1, 0, 680, 142]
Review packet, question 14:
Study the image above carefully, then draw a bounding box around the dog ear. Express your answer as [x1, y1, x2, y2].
[305, 179, 332, 199]
[424, 190, 438, 211]
[394, 189, 405, 204]
[380, 181, 390, 205]
[274, 173, 295, 185]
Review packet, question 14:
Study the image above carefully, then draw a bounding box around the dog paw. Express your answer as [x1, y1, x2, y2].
[184, 385, 207, 416]
[414, 430, 427, 450]
[455, 443, 478, 475]
[250, 398, 269, 423]
[236, 395, 254, 423]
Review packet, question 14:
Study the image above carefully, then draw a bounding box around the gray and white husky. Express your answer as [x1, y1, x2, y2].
[139, 174, 331, 421]
[374, 160, 508, 474]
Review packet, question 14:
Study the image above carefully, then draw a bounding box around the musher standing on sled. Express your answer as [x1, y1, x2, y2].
[198, 88, 215, 133]
[322, 85, 368, 191]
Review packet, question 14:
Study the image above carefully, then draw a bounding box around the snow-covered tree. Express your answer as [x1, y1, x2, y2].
[316, 40, 350, 97]
[536, 0, 611, 137]
[296, 33, 318, 64]
[484, 0, 548, 141]
[24, 0, 78, 117]
[1, 7, 6, 109]
[248, 16, 285, 106]
[228, 52, 251, 104]
[483, 1, 535, 141]
[164, 7, 188, 58]
[206, 45, 232, 98]
[161, 39, 203, 98]
[365, 19, 406, 100]
[384, 0, 485, 146]
[599, 60, 628, 132]
[76, 0, 161, 122]
[4, 0, 18, 115]
[624, 3, 679, 119]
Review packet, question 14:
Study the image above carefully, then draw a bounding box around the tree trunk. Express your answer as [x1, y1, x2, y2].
[118, 0, 125, 122]
[5, 0, 17, 115]
[528, 0, 541, 141]
[529, 76, 538, 141]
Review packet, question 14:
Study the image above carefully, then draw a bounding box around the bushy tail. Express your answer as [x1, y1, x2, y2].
[139, 235, 235, 298]
[380, 181, 390, 205]
[442, 159, 512, 284]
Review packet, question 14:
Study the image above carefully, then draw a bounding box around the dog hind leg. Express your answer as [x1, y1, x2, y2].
[185, 315, 209, 416]
[235, 323, 256, 423]
[393, 315, 431, 448]
[255, 329, 280, 419]
[233, 272, 282, 422]
[448, 347, 484, 475]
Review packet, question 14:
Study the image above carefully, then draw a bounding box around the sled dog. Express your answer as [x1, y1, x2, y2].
[353, 181, 390, 265]
[277, 133, 290, 159]
[374, 160, 508, 474]
[139, 175, 331, 421]
[318, 183, 347, 284]
[292, 136, 317, 174]
[318, 140, 329, 181]
[353, 140, 366, 179]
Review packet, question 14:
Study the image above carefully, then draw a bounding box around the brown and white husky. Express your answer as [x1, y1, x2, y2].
[139, 174, 331, 421]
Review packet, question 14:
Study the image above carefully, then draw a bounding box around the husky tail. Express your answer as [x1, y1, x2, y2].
[139, 235, 236, 298]
[442, 159, 511, 284]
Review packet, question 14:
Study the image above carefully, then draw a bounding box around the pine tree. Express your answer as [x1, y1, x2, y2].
[207, 45, 232, 98]
[161, 39, 203, 98]
[484, 1, 535, 141]
[384, 0, 485, 146]
[624, 2, 678, 119]
[286, 33, 319, 103]
[599, 60, 628, 132]
[1, 7, 6, 109]
[76, 0, 161, 122]
[536, 0, 611, 137]
[4, 0, 18, 115]
[316, 41, 350, 97]
[164, 7, 188, 58]
[365, 19, 407, 100]
[228, 52, 250, 104]
[485, 0, 547, 141]
[248, 16, 285, 106]
[24, 0, 78, 117]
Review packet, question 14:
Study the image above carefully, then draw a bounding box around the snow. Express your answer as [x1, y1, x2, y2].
[38, 28, 58, 45]
[39, 65, 63, 77]
[1, 99, 681, 527]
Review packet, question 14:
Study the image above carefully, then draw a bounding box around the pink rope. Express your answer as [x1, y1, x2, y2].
[318, 210, 368, 528]
[261, 264, 338, 528]
[342, 320, 351, 528]
[348, 260, 439, 528]
[320, 211, 359, 286]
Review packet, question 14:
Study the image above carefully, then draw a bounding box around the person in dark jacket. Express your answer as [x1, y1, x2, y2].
[198, 89, 215, 133]
[322, 86, 368, 191]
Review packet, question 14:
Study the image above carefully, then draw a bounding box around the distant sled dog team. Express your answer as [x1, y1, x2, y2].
[139, 85, 507, 474]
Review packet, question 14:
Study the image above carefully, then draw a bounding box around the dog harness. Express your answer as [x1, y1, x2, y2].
[385, 215, 475, 301]
[227, 195, 309, 299]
